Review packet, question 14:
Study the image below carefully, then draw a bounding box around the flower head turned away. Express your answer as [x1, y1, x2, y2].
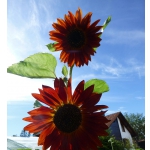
[49, 8, 103, 67]
[23, 78, 110, 150]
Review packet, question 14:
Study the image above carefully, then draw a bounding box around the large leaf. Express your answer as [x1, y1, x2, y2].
[84, 79, 109, 94]
[7, 53, 57, 78]
[62, 65, 68, 77]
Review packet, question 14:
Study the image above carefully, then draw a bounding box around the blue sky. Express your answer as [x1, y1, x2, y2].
[7, 0, 145, 137]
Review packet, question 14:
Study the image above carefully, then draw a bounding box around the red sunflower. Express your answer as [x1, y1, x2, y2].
[49, 8, 103, 67]
[23, 78, 109, 150]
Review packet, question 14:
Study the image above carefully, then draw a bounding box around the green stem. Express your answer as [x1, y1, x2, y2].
[69, 65, 74, 79]
[69, 65, 74, 84]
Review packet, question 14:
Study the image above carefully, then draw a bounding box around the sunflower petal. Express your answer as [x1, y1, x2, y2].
[88, 19, 100, 29]
[75, 84, 94, 105]
[54, 78, 67, 103]
[32, 93, 51, 106]
[81, 93, 102, 108]
[38, 124, 55, 145]
[68, 11, 76, 24]
[43, 128, 59, 150]
[24, 121, 50, 133]
[75, 8, 82, 24]
[72, 80, 84, 103]
[38, 89, 57, 108]
[59, 133, 71, 150]
[57, 18, 66, 28]
[81, 12, 92, 28]
[42, 85, 63, 104]
[52, 23, 66, 34]
[50, 32, 66, 40]
[82, 127, 103, 148]
[68, 53, 75, 67]
[27, 106, 53, 115]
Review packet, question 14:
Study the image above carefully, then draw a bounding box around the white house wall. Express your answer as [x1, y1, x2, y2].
[117, 117, 133, 145]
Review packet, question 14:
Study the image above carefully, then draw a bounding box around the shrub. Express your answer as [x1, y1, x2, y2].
[98, 135, 124, 150]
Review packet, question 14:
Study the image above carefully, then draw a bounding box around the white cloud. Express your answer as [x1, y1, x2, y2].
[135, 96, 145, 100]
[104, 29, 145, 45]
[118, 106, 127, 112]
[89, 57, 123, 77]
[106, 107, 127, 115]
[7, 116, 18, 120]
[73, 74, 118, 87]
[6, 74, 54, 102]
[89, 61, 101, 70]
[73, 74, 96, 82]
[29, 0, 40, 28]
[89, 57, 145, 78]
[101, 96, 127, 103]
[7, 0, 57, 59]
[126, 58, 145, 78]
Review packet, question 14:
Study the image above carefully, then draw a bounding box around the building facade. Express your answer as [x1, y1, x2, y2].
[106, 112, 137, 146]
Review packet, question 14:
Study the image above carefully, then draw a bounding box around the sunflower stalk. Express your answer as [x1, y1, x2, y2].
[69, 65, 74, 84]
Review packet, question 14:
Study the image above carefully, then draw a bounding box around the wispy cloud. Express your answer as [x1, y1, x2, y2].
[7, 0, 57, 60]
[73, 73, 118, 82]
[89, 57, 123, 76]
[126, 58, 145, 78]
[101, 96, 127, 103]
[28, 0, 40, 28]
[89, 57, 145, 79]
[106, 107, 127, 115]
[135, 96, 145, 100]
[104, 29, 145, 45]
[7, 116, 18, 120]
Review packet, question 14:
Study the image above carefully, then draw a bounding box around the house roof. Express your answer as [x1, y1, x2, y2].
[106, 112, 137, 137]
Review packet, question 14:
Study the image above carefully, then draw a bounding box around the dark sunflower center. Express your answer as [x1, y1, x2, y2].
[54, 104, 82, 133]
[67, 29, 85, 49]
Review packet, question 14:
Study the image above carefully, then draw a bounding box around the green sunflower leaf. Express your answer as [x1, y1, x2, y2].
[46, 42, 57, 52]
[33, 100, 43, 108]
[62, 65, 68, 77]
[102, 16, 111, 30]
[94, 16, 111, 51]
[84, 79, 109, 94]
[7, 53, 57, 78]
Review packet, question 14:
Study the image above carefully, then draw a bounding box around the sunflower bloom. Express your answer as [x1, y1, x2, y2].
[23, 78, 109, 150]
[49, 8, 103, 67]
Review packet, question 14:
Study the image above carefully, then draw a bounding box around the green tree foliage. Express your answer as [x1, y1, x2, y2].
[124, 113, 145, 141]
[20, 129, 30, 137]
